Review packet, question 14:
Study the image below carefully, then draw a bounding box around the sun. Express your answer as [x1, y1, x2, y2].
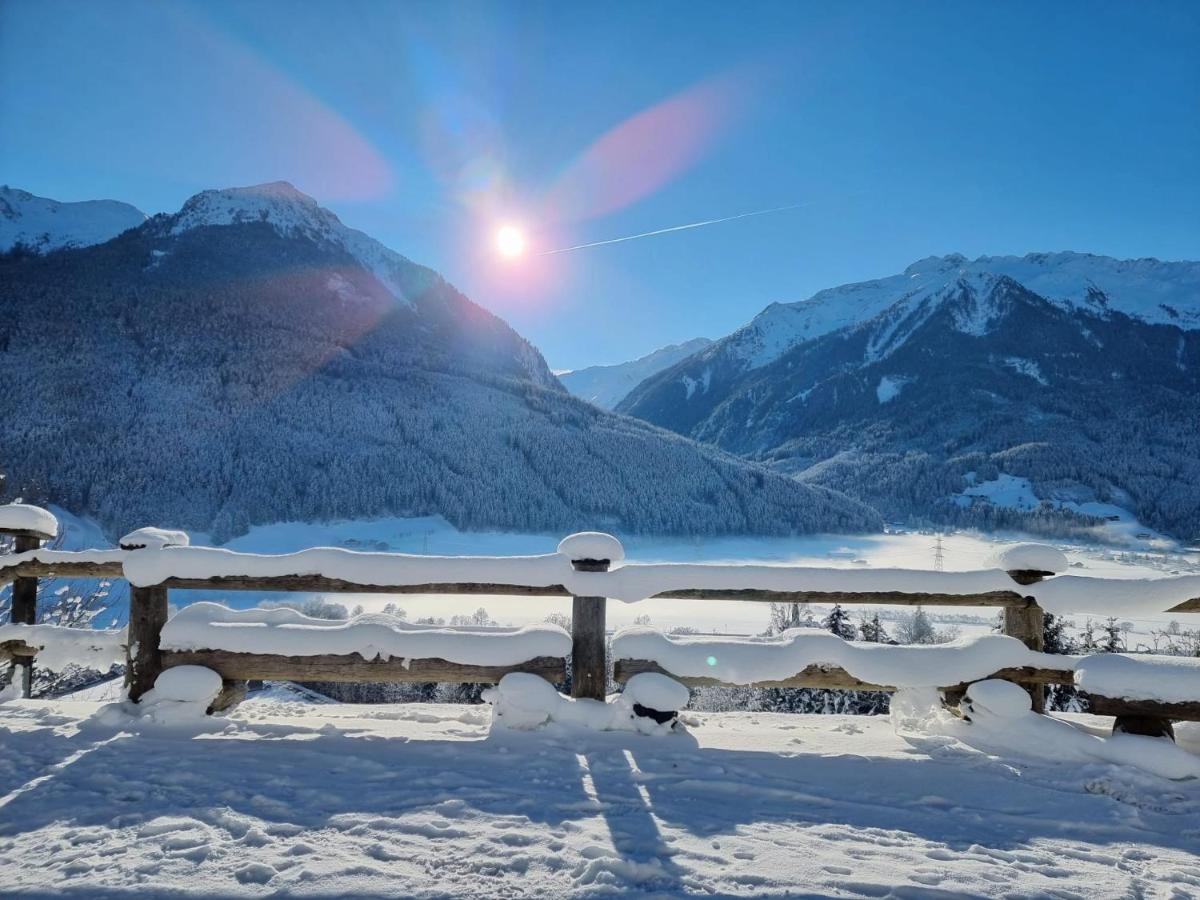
[495, 224, 526, 259]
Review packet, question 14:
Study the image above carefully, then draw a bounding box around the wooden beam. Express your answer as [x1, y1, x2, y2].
[1166, 597, 1200, 613]
[151, 577, 1030, 608]
[613, 658, 1075, 693]
[1081, 692, 1200, 723]
[0, 527, 57, 542]
[642, 588, 1029, 607]
[0, 640, 37, 662]
[161, 650, 566, 684]
[159, 575, 573, 596]
[0, 559, 124, 584]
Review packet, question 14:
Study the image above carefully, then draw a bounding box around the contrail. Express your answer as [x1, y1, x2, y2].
[541, 203, 806, 255]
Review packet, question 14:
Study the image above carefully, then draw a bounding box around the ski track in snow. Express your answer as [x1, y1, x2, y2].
[1, 695, 1199, 898]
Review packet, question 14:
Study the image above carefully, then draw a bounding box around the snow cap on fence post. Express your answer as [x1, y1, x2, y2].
[557, 532, 624, 568]
[0, 503, 59, 541]
[119, 527, 191, 551]
[992, 543, 1069, 584]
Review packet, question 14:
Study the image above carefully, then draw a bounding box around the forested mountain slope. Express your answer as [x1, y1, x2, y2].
[620, 255, 1200, 539]
[0, 183, 879, 540]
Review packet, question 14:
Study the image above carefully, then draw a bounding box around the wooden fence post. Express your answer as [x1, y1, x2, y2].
[126, 585, 168, 702]
[570, 557, 610, 701]
[1004, 569, 1047, 714]
[9, 534, 42, 698]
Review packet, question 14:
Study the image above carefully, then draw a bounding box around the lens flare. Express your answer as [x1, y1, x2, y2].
[495, 225, 527, 259]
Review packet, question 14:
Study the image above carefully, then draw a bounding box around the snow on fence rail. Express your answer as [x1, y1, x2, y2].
[3, 511, 1200, 732]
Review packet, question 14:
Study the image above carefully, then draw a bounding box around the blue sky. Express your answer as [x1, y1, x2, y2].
[3, 1, 1197, 369]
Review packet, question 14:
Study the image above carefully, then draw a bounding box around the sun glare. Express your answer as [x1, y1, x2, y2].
[495, 224, 527, 259]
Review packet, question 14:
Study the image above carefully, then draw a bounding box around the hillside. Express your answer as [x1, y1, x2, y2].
[0, 183, 879, 540]
[559, 338, 712, 409]
[619, 254, 1200, 539]
[0, 185, 146, 254]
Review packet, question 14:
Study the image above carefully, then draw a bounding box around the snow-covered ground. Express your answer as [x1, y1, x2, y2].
[2, 689, 1199, 898]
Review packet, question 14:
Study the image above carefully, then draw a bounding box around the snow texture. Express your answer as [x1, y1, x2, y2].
[484, 673, 678, 735]
[160, 602, 571, 665]
[953, 681, 1200, 781]
[960, 473, 1042, 510]
[1001, 356, 1048, 385]
[1075, 653, 1200, 704]
[0, 548, 125, 568]
[123, 544, 572, 588]
[990, 542, 1069, 573]
[119, 527, 190, 550]
[611, 627, 1058, 687]
[0, 502, 59, 538]
[151, 666, 223, 703]
[0, 185, 145, 253]
[0, 623, 124, 671]
[3, 692, 1200, 896]
[120, 543, 1200, 614]
[964, 678, 1032, 716]
[557, 531, 625, 563]
[621, 672, 690, 711]
[875, 375, 910, 403]
[1030, 572, 1200, 616]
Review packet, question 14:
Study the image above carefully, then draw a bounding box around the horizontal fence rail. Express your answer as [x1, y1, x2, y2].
[3, 523, 1199, 736]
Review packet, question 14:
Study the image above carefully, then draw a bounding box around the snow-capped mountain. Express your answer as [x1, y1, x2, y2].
[0, 182, 879, 540]
[165, 181, 436, 309]
[620, 254, 1200, 540]
[710, 253, 1200, 376]
[0, 185, 145, 254]
[559, 338, 712, 409]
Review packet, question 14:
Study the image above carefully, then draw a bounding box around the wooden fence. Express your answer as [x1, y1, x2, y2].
[2, 522, 1199, 735]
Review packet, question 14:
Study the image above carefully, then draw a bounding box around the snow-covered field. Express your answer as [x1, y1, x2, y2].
[2, 688, 1199, 898]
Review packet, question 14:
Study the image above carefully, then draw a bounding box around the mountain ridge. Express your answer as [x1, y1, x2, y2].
[0, 183, 880, 541]
[619, 253, 1200, 540]
[1, 185, 146, 254]
[559, 337, 713, 409]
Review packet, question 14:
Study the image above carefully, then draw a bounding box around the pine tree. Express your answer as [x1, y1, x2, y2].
[1042, 611, 1077, 655]
[1042, 611, 1080, 711]
[1101, 617, 1124, 653]
[858, 613, 889, 643]
[1079, 618, 1098, 653]
[823, 604, 856, 640]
